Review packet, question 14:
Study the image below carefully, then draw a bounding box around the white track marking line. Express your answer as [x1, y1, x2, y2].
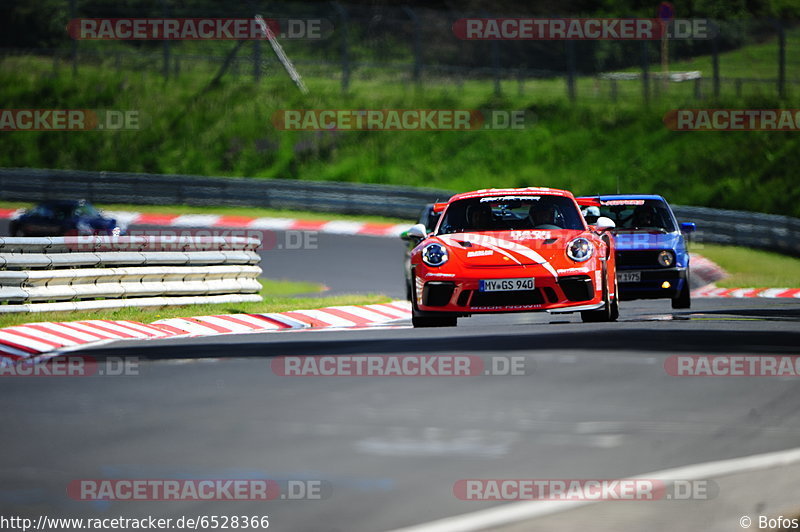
[290, 309, 357, 327]
[0, 331, 56, 352]
[385, 446, 800, 532]
[321, 221, 366, 234]
[148, 318, 219, 336]
[191, 316, 254, 333]
[326, 306, 396, 323]
[31, 322, 104, 342]
[170, 214, 222, 227]
[248, 218, 296, 230]
[258, 313, 310, 328]
[224, 314, 284, 330]
[9, 326, 78, 347]
[80, 320, 151, 338]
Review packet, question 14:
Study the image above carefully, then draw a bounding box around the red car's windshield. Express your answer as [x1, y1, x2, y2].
[438, 195, 585, 234]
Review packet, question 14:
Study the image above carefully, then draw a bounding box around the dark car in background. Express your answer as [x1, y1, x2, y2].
[400, 203, 444, 300]
[9, 200, 122, 237]
[578, 194, 696, 309]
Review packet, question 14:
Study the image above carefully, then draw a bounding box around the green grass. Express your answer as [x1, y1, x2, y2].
[1, 29, 800, 217]
[0, 278, 391, 329]
[0, 200, 410, 224]
[692, 243, 800, 288]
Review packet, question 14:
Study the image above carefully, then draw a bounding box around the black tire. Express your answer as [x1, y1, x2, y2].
[581, 272, 618, 323]
[609, 278, 620, 320]
[672, 277, 691, 309]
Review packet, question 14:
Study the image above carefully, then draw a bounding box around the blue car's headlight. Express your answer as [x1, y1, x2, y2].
[567, 238, 593, 262]
[658, 250, 675, 267]
[422, 243, 449, 267]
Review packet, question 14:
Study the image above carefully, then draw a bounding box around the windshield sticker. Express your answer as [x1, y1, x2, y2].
[509, 230, 551, 240]
[479, 196, 540, 202]
[600, 199, 646, 206]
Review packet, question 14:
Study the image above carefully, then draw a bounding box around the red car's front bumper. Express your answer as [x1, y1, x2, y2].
[414, 267, 606, 314]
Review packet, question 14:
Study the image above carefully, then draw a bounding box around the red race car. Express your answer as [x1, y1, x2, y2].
[404, 187, 619, 327]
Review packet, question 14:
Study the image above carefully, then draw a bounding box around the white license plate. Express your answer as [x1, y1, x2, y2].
[480, 278, 535, 292]
[618, 271, 642, 283]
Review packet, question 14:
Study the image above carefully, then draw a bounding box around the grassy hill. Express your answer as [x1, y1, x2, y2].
[1, 29, 799, 217]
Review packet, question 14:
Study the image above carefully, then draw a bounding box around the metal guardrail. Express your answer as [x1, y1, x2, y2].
[1, 167, 798, 256]
[0, 236, 263, 313]
[672, 205, 800, 257]
[0, 168, 452, 220]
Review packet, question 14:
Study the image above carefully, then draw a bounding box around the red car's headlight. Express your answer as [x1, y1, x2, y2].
[422, 243, 449, 267]
[567, 238, 593, 262]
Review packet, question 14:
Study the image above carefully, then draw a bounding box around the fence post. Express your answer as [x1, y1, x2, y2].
[566, 40, 576, 102]
[712, 34, 720, 99]
[331, 2, 350, 93]
[403, 7, 422, 83]
[161, 0, 170, 80]
[253, 39, 261, 83]
[69, 0, 77, 75]
[641, 41, 650, 104]
[492, 40, 501, 96]
[777, 20, 786, 98]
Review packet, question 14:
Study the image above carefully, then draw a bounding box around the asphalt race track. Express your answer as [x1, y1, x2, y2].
[2, 219, 800, 531]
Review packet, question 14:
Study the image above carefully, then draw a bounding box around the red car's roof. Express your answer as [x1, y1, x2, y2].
[447, 187, 575, 203]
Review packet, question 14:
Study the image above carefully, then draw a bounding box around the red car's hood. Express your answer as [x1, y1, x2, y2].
[434, 230, 587, 275]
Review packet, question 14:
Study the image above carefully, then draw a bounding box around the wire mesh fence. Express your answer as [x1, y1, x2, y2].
[2, 1, 798, 102]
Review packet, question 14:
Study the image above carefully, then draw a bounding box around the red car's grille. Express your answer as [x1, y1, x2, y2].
[468, 289, 545, 307]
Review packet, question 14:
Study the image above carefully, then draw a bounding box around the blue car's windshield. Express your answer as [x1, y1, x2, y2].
[596, 199, 677, 232]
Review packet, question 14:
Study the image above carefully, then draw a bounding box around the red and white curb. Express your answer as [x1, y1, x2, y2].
[0, 208, 410, 238]
[690, 253, 727, 286]
[693, 285, 800, 298]
[0, 301, 412, 364]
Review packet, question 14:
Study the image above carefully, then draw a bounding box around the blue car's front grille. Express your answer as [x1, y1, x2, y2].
[616, 250, 663, 268]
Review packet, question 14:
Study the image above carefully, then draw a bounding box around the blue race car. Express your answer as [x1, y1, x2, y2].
[9, 200, 123, 237]
[578, 195, 695, 309]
